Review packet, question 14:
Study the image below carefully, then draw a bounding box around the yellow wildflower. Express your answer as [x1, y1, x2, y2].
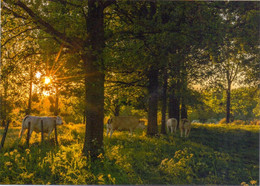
[108, 174, 116, 184]
[4, 153, 8, 157]
[241, 182, 249, 186]
[25, 149, 30, 154]
[5, 161, 12, 167]
[16, 154, 21, 158]
[98, 174, 105, 184]
[97, 153, 104, 159]
[250, 180, 257, 185]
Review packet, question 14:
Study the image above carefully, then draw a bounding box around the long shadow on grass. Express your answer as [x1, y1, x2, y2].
[17, 138, 60, 156]
[189, 125, 259, 164]
[104, 133, 180, 184]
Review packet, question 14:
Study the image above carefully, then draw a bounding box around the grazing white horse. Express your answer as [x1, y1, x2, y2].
[179, 118, 191, 138]
[19, 115, 63, 140]
[166, 118, 178, 134]
[106, 116, 145, 138]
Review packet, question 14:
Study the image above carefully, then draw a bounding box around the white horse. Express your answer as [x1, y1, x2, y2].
[19, 115, 63, 140]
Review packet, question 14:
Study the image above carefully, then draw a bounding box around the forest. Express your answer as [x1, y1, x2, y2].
[0, 0, 259, 185]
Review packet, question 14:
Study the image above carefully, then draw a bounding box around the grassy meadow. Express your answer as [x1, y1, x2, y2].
[0, 123, 259, 185]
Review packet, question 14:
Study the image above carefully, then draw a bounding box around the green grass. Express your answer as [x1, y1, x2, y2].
[0, 123, 259, 185]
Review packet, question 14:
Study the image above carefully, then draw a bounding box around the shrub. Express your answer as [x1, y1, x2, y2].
[159, 148, 195, 184]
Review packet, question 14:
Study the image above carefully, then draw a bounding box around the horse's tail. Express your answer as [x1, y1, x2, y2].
[19, 115, 30, 138]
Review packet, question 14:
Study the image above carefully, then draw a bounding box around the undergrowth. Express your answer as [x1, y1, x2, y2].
[0, 123, 259, 185]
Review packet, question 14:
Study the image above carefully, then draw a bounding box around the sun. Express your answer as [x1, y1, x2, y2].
[44, 76, 51, 84]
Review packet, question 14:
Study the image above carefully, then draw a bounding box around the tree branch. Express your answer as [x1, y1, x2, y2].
[114, 2, 134, 24]
[102, 0, 116, 8]
[2, 20, 34, 34]
[2, 27, 39, 47]
[14, 0, 83, 50]
[2, 3, 28, 19]
[49, 0, 82, 8]
[106, 79, 146, 88]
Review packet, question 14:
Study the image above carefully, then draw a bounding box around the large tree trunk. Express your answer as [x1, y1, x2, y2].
[83, 111, 86, 124]
[168, 53, 181, 125]
[180, 75, 188, 120]
[83, 57, 104, 158]
[160, 67, 168, 135]
[82, 1, 105, 158]
[181, 100, 187, 119]
[168, 83, 180, 125]
[226, 81, 231, 124]
[147, 68, 159, 136]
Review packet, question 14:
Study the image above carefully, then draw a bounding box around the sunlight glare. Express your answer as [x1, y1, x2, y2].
[44, 76, 51, 84]
[36, 72, 41, 79]
[43, 90, 50, 96]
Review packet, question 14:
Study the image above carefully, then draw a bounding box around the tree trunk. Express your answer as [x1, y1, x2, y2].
[168, 86, 174, 118]
[113, 99, 120, 116]
[27, 78, 32, 115]
[168, 84, 180, 125]
[114, 105, 120, 117]
[180, 79, 187, 120]
[181, 100, 187, 119]
[147, 68, 159, 136]
[2, 80, 8, 126]
[160, 67, 168, 134]
[54, 86, 59, 116]
[82, 1, 105, 159]
[226, 81, 231, 124]
[83, 111, 86, 124]
[83, 55, 104, 158]
[173, 95, 180, 126]
[27, 63, 33, 115]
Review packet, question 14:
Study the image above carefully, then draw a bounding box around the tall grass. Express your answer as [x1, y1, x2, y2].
[0, 123, 259, 185]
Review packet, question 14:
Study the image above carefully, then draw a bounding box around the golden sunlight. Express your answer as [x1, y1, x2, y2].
[43, 90, 50, 96]
[44, 76, 51, 84]
[36, 71, 41, 79]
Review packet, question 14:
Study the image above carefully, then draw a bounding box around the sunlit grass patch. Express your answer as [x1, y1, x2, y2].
[1, 123, 259, 184]
[193, 123, 260, 133]
[0, 127, 21, 150]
